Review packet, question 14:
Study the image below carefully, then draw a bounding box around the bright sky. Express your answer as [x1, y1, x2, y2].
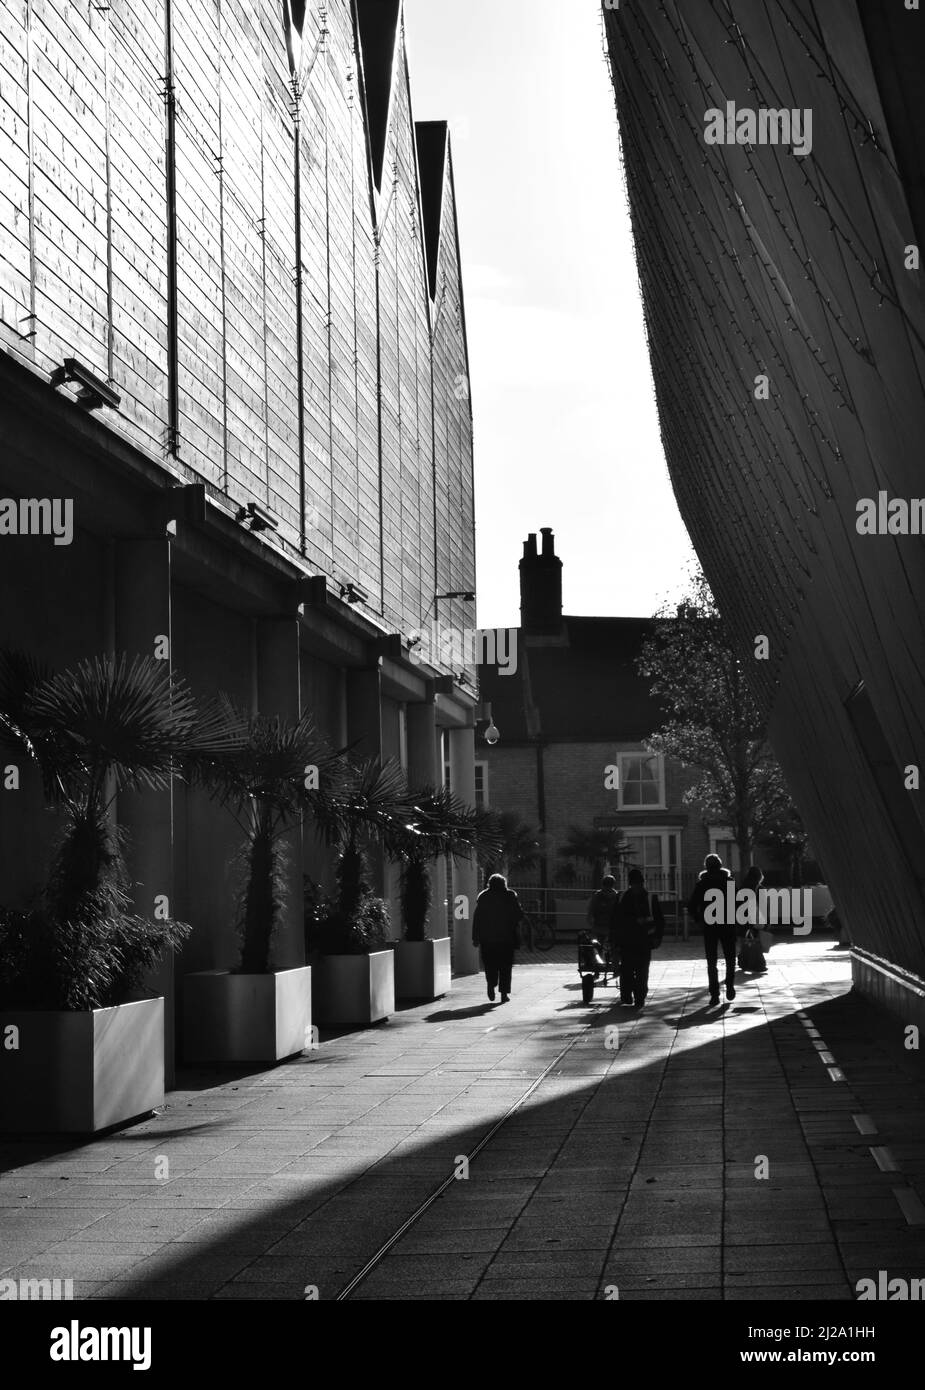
[403, 0, 697, 630]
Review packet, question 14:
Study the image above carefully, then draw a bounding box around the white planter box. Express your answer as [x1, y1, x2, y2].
[315, 951, 394, 1025]
[0, 998, 164, 1134]
[182, 967, 312, 1063]
[395, 938, 451, 1001]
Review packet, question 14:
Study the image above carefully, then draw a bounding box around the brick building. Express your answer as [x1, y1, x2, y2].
[0, 0, 483, 1070]
[479, 530, 716, 934]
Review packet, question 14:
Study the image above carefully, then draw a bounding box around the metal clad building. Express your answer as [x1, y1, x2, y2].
[0, 0, 482, 1063]
[604, 0, 925, 1019]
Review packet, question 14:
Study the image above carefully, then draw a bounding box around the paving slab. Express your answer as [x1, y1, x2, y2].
[2, 938, 925, 1300]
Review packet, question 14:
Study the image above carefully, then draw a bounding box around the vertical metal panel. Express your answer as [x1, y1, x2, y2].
[605, 0, 925, 974]
[0, 0, 476, 664]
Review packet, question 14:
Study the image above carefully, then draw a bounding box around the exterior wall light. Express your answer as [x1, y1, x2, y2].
[50, 357, 121, 411]
[339, 582, 369, 605]
[235, 501, 279, 533]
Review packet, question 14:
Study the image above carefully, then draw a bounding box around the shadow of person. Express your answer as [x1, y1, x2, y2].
[423, 1003, 497, 1022]
[665, 1004, 730, 1029]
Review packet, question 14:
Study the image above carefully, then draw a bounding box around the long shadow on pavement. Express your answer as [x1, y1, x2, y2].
[2, 974, 925, 1300]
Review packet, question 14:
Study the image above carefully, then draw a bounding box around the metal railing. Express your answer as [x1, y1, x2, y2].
[510, 878, 690, 943]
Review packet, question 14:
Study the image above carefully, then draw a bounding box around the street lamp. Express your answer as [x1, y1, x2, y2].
[478, 700, 500, 746]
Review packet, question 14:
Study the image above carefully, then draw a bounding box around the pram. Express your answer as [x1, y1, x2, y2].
[577, 929, 616, 1002]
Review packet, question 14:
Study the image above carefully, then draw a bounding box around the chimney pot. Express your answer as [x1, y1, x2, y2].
[519, 526, 563, 633]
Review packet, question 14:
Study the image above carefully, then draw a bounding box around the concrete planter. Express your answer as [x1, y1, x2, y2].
[314, 951, 394, 1026]
[395, 937, 451, 1001]
[182, 967, 312, 1063]
[0, 998, 164, 1134]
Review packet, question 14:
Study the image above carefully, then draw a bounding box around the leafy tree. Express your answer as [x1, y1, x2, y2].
[760, 810, 812, 887]
[637, 570, 803, 869]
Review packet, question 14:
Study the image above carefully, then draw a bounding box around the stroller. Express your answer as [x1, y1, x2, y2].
[577, 929, 616, 1002]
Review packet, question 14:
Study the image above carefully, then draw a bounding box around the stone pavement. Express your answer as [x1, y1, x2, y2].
[2, 934, 925, 1301]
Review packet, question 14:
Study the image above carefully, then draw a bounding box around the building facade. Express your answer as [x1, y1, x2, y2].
[0, 0, 482, 1069]
[605, 1, 925, 1020]
[479, 530, 714, 934]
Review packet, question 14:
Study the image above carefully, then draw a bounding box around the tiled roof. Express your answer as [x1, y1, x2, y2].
[479, 616, 666, 743]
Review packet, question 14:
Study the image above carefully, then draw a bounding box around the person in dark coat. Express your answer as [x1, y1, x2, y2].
[614, 868, 664, 1009]
[687, 852, 736, 1004]
[588, 874, 620, 983]
[738, 864, 768, 973]
[587, 874, 619, 940]
[472, 873, 524, 1004]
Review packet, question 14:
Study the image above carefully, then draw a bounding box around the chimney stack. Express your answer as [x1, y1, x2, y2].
[519, 527, 563, 633]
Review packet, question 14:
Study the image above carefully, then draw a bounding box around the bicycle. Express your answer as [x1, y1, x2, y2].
[522, 910, 556, 953]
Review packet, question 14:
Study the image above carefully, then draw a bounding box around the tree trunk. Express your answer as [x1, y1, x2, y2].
[240, 814, 277, 974]
[735, 823, 751, 878]
[793, 845, 804, 888]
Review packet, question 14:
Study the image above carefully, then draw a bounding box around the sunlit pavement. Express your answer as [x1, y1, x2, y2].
[2, 933, 925, 1301]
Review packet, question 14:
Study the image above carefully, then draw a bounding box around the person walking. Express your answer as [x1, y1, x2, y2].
[614, 868, 664, 1009]
[738, 864, 769, 973]
[472, 872, 525, 1004]
[687, 852, 736, 1005]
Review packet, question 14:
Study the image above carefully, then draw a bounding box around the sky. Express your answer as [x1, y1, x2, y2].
[402, 0, 697, 631]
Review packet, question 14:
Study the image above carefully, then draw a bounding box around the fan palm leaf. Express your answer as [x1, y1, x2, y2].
[310, 756, 412, 856]
[0, 648, 58, 796]
[482, 810, 541, 874]
[191, 699, 343, 834]
[24, 655, 207, 808]
[402, 785, 504, 865]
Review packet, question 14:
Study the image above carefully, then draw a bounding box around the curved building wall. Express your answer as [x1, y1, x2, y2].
[605, 0, 925, 977]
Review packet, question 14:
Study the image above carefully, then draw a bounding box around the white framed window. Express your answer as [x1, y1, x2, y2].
[708, 826, 742, 874]
[617, 751, 665, 809]
[618, 829, 681, 898]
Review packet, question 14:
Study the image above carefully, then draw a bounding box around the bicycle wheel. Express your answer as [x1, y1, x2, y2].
[581, 974, 595, 1003]
[533, 918, 555, 952]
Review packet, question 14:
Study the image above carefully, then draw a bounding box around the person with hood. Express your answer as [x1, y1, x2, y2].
[614, 868, 664, 1008]
[688, 852, 736, 1004]
[472, 872, 525, 1004]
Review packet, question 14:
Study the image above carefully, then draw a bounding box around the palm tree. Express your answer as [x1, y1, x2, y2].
[191, 701, 343, 974]
[0, 650, 210, 1010]
[397, 787, 503, 941]
[557, 824, 630, 889]
[308, 757, 412, 953]
[481, 810, 541, 880]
